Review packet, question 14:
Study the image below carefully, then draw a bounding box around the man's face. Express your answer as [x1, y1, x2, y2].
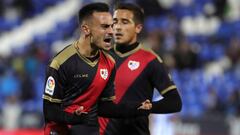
[89, 12, 113, 51]
[113, 9, 141, 45]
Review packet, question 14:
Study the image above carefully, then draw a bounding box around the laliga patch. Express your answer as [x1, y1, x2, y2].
[45, 76, 55, 95]
[100, 69, 108, 80]
[128, 60, 140, 71]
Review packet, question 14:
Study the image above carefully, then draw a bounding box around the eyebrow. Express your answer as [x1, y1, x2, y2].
[101, 24, 112, 27]
[113, 18, 133, 23]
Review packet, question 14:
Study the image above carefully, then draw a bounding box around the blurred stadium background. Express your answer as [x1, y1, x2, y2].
[0, 0, 239, 134]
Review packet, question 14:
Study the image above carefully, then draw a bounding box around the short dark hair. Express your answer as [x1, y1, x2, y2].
[115, 3, 144, 24]
[78, 2, 110, 24]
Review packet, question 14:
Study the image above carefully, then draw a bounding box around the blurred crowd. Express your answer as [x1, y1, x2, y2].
[0, 0, 239, 133]
[0, 0, 65, 34]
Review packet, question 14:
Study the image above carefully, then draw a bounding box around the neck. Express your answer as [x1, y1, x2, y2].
[116, 42, 139, 54]
[76, 36, 98, 57]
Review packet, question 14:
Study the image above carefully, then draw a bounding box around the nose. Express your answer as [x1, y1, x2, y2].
[113, 23, 121, 32]
[107, 26, 113, 35]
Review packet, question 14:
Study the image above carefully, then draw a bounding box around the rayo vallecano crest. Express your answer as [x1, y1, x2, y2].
[100, 69, 108, 80]
[128, 60, 140, 71]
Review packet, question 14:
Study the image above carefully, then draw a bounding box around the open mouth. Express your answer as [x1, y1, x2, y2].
[104, 37, 112, 44]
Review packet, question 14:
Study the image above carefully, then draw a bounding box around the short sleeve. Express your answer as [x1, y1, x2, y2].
[150, 58, 177, 95]
[42, 65, 65, 103]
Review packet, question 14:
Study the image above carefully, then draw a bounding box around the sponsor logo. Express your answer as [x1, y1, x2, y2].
[45, 76, 55, 95]
[74, 74, 88, 78]
[128, 60, 140, 70]
[100, 69, 108, 80]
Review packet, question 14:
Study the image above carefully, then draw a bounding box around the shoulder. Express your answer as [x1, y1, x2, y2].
[139, 43, 163, 63]
[49, 44, 77, 70]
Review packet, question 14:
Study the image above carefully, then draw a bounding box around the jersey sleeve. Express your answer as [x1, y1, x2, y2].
[42, 62, 66, 103]
[99, 66, 116, 101]
[149, 58, 177, 95]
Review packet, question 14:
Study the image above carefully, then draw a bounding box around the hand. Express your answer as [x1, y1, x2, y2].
[138, 99, 152, 110]
[74, 106, 88, 115]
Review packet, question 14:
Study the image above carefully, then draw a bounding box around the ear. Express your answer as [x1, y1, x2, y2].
[81, 24, 91, 35]
[135, 24, 143, 34]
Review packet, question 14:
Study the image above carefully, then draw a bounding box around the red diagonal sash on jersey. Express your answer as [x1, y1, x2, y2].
[114, 50, 156, 103]
[64, 51, 113, 113]
[99, 49, 156, 135]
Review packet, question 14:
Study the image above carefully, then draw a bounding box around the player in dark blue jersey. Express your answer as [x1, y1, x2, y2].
[99, 3, 182, 135]
[43, 3, 151, 135]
